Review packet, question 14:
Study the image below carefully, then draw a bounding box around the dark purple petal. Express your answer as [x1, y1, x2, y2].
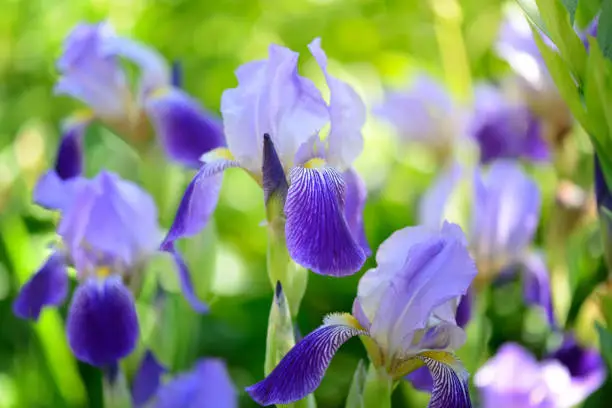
[343, 168, 370, 256]
[67, 276, 139, 366]
[161, 158, 239, 251]
[163, 245, 208, 313]
[455, 291, 472, 329]
[13, 252, 69, 320]
[285, 166, 365, 276]
[417, 354, 472, 408]
[171, 61, 182, 88]
[594, 154, 612, 211]
[262, 134, 288, 208]
[246, 323, 364, 405]
[154, 359, 237, 408]
[132, 350, 167, 407]
[521, 252, 555, 326]
[406, 367, 433, 393]
[56, 116, 91, 179]
[145, 88, 225, 168]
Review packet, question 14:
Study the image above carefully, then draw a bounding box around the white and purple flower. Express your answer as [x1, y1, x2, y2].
[54, 22, 224, 168]
[13, 169, 207, 366]
[475, 340, 605, 408]
[246, 221, 477, 407]
[162, 38, 370, 277]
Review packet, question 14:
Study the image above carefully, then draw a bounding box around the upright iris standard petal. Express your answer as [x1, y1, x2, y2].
[285, 166, 365, 276]
[145, 88, 225, 168]
[161, 157, 239, 250]
[470, 161, 541, 270]
[13, 252, 69, 320]
[342, 168, 370, 255]
[455, 291, 472, 328]
[67, 276, 139, 366]
[220, 43, 328, 174]
[164, 247, 208, 313]
[417, 352, 472, 408]
[246, 316, 365, 406]
[373, 74, 463, 147]
[521, 252, 555, 325]
[154, 359, 237, 408]
[132, 350, 167, 407]
[55, 22, 129, 120]
[418, 161, 463, 229]
[308, 38, 365, 169]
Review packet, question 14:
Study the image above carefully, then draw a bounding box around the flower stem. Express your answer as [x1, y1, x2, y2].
[102, 364, 133, 408]
[362, 364, 392, 408]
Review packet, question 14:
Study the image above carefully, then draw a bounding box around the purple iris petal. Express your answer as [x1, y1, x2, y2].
[285, 166, 365, 276]
[154, 359, 237, 408]
[342, 168, 370, 256]
[132, 350, 167, 407]
[406, 367, 433, 393]
[363, 222, 476, 354]
[59, 171, 161, 272]
[308, 38, 365, 168]
[145, 88, 225, 168]
[13, 252, 69, 320]
[56, 117, 89, 179]
[163, 245, 208, 313]
[470, 160, 541, 269]
[55, 22, 128, 120]
[171, 61, 182, 88]
[547, 334, 606, 406]
[33, 171, 87, 211]
[220, 43, 328, 174]
[455, 291, 472, 328]
[246, 323, 364, 405]
[373, 74, 463, 146]
[67, 276, 139, 366]
[521, 252, 555, 326]
[418, 161, 463, 229]
[470, 85, 548, 164]
[101, 36, 169, 99]
[417, 355, 472, 408]
[161, 158, 239, 251]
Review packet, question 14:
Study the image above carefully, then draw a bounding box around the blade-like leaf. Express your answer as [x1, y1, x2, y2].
[561, 0, 579, 23]
[345, 360, 367, 408]
[516, 0, 549, 35]
[598, 0, 612, 61]
[595, 322, 612, 369]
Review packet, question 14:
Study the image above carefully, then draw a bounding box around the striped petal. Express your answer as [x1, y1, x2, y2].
[246, 314, 365, 405]
[416, 352, 472, 408]
[161, 153, 239, 250]
[285, 166, 366, 276]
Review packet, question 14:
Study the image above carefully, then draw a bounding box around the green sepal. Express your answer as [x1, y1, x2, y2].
[345, 360, 368, 408]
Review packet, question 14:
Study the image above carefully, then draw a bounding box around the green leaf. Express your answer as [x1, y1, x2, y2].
[345, 360, 367, 408]
[595, 322, 612, 369]
[561, 0, 579, 23]
[536, 0, 588, 78]
[516, 0, 549, 35]
[598, 0, 612, 61]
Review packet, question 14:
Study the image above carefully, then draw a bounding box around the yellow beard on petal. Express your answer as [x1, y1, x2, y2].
[96, 266, 112, 279]
[303, 157, 326, 169]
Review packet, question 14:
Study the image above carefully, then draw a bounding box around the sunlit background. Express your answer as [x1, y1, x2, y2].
[0, 0, 608, 406]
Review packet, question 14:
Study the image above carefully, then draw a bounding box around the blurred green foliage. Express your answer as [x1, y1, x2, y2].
[0, 0, 609, 407]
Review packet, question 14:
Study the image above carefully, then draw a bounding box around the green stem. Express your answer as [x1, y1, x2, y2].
[362, 364, 393, 408]
[102, 365, 133, 408]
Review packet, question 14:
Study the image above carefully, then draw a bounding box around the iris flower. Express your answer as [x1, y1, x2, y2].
[373, 74, 466, 158]
[131, 351, 237, 408]
[246, 221, 477, 407]
[162, 38, 370, 276]
[475, 340, 605, 408]
[419, 160, 552, 323]
[469, 84, 548, 164]
[54, 22, 224, 168]
[13, 167, 206, 366]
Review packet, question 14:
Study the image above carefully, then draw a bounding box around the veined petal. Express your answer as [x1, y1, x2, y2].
[285, 166, 365, 276]
[343, 168, 371, 256]
[132, 350, 167, 407]
[163, 245, 208, 313]
[101, 36, 169, 99]
[521, 252, 555, 325]
[308, 38, 365, 169]
[416, 352, 472, 408]
[13, 252, 69, 320]
[161, 155, 239, 250]
[145, 88, 225, 168]
[246, 314, 365, 405]
[67, 276, 139, 366]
